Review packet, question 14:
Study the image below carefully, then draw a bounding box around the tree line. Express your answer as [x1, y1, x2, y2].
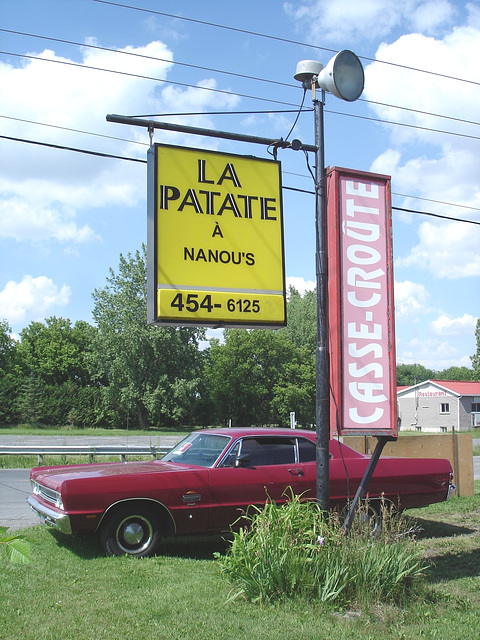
[1, 246, 478, 430]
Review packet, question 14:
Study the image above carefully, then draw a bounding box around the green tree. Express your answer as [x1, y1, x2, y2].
[472, 319, 480, 381]
[91, 246, 206, 428]
[395, 363, 436, 387]
[15, 375, 45, 425]
[207, 328, 314, 427]
[0, 320, 19, 423]
[436, 365, 474, 381]
[14, 317, 99, 425]
[282, 286, 316, 356]
[17, 317, 95, 386]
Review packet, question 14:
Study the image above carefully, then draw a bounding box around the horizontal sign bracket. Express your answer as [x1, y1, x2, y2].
[106, 114, 317, 153]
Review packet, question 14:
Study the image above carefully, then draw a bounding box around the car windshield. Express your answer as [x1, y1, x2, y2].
[163, 433, 230, 468]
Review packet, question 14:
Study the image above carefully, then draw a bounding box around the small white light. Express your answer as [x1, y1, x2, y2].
[294, 59, 324, 86]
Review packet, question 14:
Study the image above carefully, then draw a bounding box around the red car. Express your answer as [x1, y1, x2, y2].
[28, 428, 455, 557]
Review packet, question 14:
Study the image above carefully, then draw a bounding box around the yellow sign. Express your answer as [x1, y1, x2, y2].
[147, 144, 286, 327]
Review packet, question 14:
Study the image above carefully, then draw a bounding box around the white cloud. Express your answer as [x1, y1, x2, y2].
[286, 276, 316, 295]
[409, 1, 455, 34]
[0, 40, 239, 245]
[0, 197, 99, 244]
[397, 335, 470, 370]
[431, 313, 477, 335]
[284, 0, 455, 44]
[364, 24, 480, 279]
[396, 220, 480, 278]
[394, 280, 430, 316]
[0, 276, 71, 324]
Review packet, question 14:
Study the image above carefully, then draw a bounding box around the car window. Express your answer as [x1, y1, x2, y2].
[163, 433, 230, 467]
[218, 441, 240, 467]
[297, 437, 316, 462]
[239, 437, 296, 466]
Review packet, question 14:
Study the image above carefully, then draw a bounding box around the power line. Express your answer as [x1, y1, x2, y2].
[0, 27, 296, 90]
[326, 108, 480, 143]
[393, 207, 480, 226]
[89, 0, 480, 88]
[0, 114, 149, 146]
[0, 134, 147, 163]
[2, 133, 479, 226]
[363, 99, 480, 130]
[2, 49, 479, 145]
[3, 27, 480, 134]
[0, 50, 302, 109]
[393, 192, 480, 213]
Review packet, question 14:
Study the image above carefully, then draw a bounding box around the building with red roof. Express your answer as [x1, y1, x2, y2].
[397, 379, 480, 432]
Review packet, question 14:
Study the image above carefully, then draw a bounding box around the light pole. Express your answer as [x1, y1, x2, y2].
[294, 51, 364, 510]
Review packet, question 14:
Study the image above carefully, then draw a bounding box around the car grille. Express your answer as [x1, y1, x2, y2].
[31, 481, 63, 508]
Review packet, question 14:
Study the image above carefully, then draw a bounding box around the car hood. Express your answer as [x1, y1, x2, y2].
[31, 459, 191, 490]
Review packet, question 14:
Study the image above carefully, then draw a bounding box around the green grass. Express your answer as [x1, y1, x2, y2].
[0, 454, 164, 468]
[1, 485, 479, 640]
[0, 425, 191, 468]
[0, 425, 191, 437]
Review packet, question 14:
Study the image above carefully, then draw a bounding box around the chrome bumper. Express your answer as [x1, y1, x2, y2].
[27, 495, 72, 535]
[446, 482, 456, 500]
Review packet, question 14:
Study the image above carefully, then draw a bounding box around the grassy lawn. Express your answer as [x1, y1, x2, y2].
[0, 425, 191, 437]
[1, 484, 479, 640]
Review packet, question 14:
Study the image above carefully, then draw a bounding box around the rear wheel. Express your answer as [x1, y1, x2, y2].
[357, 501, 383, 535]
[342, 500, 384, 536]
[100, 506, 163, 557]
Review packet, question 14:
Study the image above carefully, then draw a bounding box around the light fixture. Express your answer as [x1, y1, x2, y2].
[294, 50, 364, 102]
[318, 50, 364, 102]
[294, 59, 324, 86]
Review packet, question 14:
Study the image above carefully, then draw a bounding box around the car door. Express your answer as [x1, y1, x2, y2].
[207, 435, 310, 533]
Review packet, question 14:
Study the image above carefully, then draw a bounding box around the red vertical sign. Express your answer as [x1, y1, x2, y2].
[327, 167, 397, 436]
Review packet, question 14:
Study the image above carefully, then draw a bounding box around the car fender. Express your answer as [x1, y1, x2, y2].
[97, 497, 176, 537]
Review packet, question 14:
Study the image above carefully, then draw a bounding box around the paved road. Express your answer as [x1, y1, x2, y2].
[1, 436, 479, 532]
[0, 434, 184, 532]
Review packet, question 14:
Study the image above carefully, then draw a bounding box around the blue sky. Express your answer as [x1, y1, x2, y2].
[0, 0, 479, 372]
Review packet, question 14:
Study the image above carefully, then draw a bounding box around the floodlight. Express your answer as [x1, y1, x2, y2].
[317, 50, 364, 102]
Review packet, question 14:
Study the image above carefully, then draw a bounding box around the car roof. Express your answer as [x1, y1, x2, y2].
[197, 427, 316, 439]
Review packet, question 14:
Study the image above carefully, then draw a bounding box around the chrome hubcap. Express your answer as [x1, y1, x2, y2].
[116, 515, 153, 554]
[123, 522, 145, 546]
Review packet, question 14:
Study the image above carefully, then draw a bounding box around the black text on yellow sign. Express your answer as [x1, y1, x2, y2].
[147, 144, 286, 328]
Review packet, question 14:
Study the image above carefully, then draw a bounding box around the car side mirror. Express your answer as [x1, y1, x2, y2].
[235, 453, 251, 468]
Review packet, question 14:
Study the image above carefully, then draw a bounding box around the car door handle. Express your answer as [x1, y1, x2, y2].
[288, 468, 304, 477]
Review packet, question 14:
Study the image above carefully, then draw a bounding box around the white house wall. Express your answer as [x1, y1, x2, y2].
[398, 384, 459, 432]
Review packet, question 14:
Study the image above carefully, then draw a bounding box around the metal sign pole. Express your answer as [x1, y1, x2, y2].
[313, 91, 330, 511]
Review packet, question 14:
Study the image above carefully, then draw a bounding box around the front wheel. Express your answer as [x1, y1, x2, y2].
[100, 506, 163, 557]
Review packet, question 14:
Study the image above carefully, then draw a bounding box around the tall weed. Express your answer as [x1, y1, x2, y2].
[216, 491, 428, 607]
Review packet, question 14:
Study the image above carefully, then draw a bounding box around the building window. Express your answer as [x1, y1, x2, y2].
[440, 403, 450, 414]
[472, 402, 480, 412]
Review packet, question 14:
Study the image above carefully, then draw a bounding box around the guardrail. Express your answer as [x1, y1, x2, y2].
[0, 445, 173, 465]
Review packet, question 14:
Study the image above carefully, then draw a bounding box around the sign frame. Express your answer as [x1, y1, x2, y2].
[327, 167, 397, 437]
[147, 143, 287, 329]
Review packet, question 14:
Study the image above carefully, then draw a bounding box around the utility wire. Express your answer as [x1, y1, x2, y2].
[89, 0, 480, 88]
[3, 110, 480, 218]
[0, 114, 149, 146]
[3, 28, 480, 132]
[0, 28, 296, 89]
[0, 50, 302, 109]
[393, 192, 480, 213]
[2, 134, 479, 226]
[2, 49, 479, 144]
[325, 108, 480, 143]
[0, 135, 147, 163]
[393, 207, 480, 225]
